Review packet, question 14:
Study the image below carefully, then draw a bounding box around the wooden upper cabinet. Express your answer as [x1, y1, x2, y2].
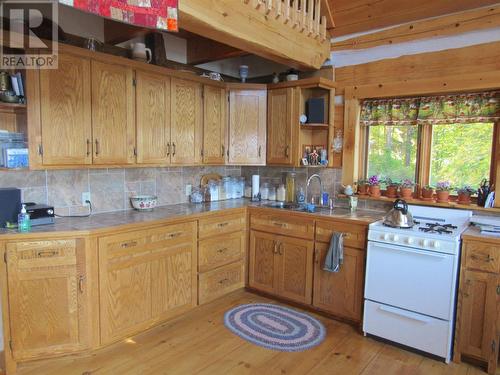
[203, 86, 226, 164]
[170, 78, 203, 165]
[39, 53, 92, 165]
[91, 60, 135, 165]
[6, 239, 90, 360]
[267, 88, 294, 165]
[228, 89, 266, 165]
[312, 243, 365, 322]
[135, 70, 171, 164]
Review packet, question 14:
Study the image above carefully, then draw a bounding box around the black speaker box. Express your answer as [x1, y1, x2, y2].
[0, 188, 21, 228]
[306, 98, 325, 124]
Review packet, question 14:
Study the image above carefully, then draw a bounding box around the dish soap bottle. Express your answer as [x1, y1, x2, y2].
[17, 204, 31, 233]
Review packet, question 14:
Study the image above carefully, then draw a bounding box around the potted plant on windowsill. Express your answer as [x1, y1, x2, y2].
[356, 179, 370, 196]
[368, 175, 381, 198]
[436, 181, 452, 203]
[421, 185, 435, 201]
[456, 185, 475, 205]
[399, 179, 415, 200]
[384, 178, 399, 198]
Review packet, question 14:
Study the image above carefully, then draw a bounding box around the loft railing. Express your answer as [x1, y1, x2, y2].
[245, 0, 328, 41]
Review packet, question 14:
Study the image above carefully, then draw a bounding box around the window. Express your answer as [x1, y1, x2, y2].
[360, 91, 499, 191]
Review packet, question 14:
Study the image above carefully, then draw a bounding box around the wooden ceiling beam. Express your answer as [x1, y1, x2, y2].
[178, 0, 330, 70]
[186, 36, 248, 65]
[329, 0, 499, 37]
[331, 5, 500, 51]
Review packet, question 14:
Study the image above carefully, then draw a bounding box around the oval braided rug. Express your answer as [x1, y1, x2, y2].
[224, 303, 326, 352]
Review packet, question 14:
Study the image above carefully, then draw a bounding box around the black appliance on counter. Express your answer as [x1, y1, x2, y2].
[0, 188, 21, 228]
[24, 203, 55, 226]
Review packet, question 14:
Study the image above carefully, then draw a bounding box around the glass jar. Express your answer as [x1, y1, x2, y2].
[286, 172, 296, 203]
[261, 182, 270, 200]
[277, 184, 286, 202]
[209, 181, 219, 201]
[236, 177, 245, 198]
[268, 185, 277, 201]
[244, 183, 252, 198]
[190, 187, 203, 203]
[222, 177, 231, 200]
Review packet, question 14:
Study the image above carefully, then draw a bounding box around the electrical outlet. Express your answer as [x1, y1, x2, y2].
[82, 192, 91, 206]
[185, 184, 192, 197]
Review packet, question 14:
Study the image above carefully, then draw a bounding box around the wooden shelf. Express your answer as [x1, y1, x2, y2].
[0, 102, 26, 113]
[339, 194, 500, 213]
[300, 123, 329, 130]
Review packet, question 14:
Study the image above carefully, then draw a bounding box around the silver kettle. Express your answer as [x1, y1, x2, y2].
[383, 199, 415, 228]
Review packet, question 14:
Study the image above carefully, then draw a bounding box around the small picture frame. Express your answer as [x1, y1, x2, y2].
[301, 158, 309, 166]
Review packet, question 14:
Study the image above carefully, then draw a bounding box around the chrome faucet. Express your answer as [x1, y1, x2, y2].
[306, 174, 323, 205]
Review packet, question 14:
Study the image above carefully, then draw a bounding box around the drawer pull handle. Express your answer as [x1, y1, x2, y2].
[217, 248, 228, 253]
[37, 250, 58, 258]
[168, 232, 182, 239]
[273, 241, 279, 254]
[497, 285, 500, 295]
[121, 241, 138, 248]
[218, 222, 229, 227]
[219, 278, 229, 284]
[471, 254, 494, 262]
[278, 242, 283, 256]
[273, 222, 285, 228]
[78, 275, 85, 293]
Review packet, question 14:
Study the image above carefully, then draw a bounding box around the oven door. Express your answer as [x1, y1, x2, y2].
[365, 241, 458, 321]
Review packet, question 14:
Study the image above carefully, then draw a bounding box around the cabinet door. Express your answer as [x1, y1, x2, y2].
[136, 70, 171, 164]
[150, 226, 197, 320]
[98, 232, 152, 344]
[228, 89, 266, 165]
[91, 60, 135, 164]
[276, 235, 314, 304]
[39, 53, 92, 165]
[6, 240, 89, 360]
[249, 230, 278, 295]
[203, 86, 226, 164]
[267, 88, 294, 165]
[170, 78, 203, 165]
[457, 270, 499, 361]
[312, 243, 365, 322]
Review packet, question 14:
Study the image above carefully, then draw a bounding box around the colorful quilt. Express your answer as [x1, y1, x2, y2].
[59, 0, 178, 32]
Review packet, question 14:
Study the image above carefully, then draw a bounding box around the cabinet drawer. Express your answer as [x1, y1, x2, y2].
[464, 241, 500, 273]
[199, 261, 245, 304]
[250, 213, 314, 240]
[199, 213, 246, 239]
[199, 231, 245, 272]
[149, 222, 196, 249]
[315, 220, 367, 249]
[6, 240, 77, 269]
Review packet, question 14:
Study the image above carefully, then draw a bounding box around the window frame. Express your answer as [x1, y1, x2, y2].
[361, 121, 498, 194]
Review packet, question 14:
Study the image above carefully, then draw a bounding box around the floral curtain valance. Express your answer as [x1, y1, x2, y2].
[360, 91, 500, 126]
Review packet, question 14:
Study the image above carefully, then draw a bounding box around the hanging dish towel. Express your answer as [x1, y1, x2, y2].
[323, 232, 344, 273]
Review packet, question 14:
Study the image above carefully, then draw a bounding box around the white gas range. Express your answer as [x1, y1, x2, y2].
[363, 205, 472, 363]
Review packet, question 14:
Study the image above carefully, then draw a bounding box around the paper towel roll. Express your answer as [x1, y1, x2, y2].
[252, 175, 260, 198]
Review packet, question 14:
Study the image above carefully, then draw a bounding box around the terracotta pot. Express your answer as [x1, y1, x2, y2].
[421, 188, 435, 201]
[399, 187, 413, 200]
[369, 185, 381, 198]
[457, 192, 472, 205]
[358, 184, 369, 196]
[436, 190, 450, 203]
[385, 185, 398, 198]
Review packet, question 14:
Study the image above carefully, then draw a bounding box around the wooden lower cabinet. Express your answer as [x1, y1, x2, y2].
[454, 236, 500, 374]
[99, 222, 197, 344]
[312, 242, 365, 322]
[249, 230, 313, 304]
[5, 239, 91, 360]
[199, 261, 245, 304]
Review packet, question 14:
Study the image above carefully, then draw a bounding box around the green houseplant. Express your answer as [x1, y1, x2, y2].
[399, 179, 415, 200]
[356, 179, 369, 196]
[384, 178, 399, 198]
[368, 175, 381, 198]
[421, 185, 435, 201]
[436, 181, 452, 203]
[456, 185, 475, 205]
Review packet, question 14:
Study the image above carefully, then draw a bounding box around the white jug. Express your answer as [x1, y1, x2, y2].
[131, 42, 152, 63]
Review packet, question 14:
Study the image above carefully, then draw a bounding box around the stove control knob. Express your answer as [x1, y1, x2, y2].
[383, 234, 390, 240]
[433, 241, 440, 249]
[406, 237, 414, 244]
[422, 239, 429, 247]
[392, 235, 399, 242]
[379, 234, 385, 240]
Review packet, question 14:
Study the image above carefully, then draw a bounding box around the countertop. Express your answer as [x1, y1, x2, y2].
[0, 199, 385, 240]
[461, 226, 500, 243]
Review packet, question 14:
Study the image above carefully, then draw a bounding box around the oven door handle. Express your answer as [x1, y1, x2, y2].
[370, 242, 448, 260]
[378, 305, 432, 323]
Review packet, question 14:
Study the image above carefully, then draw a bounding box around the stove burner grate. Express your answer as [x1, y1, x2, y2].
[418, 222, 457, 234]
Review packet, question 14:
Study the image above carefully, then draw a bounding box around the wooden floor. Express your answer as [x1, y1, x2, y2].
[17, 290, 494, 375]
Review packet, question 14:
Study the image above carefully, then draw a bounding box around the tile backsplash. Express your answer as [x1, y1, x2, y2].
[0, 165, 391, 216]
[0, 166, 241, 215]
